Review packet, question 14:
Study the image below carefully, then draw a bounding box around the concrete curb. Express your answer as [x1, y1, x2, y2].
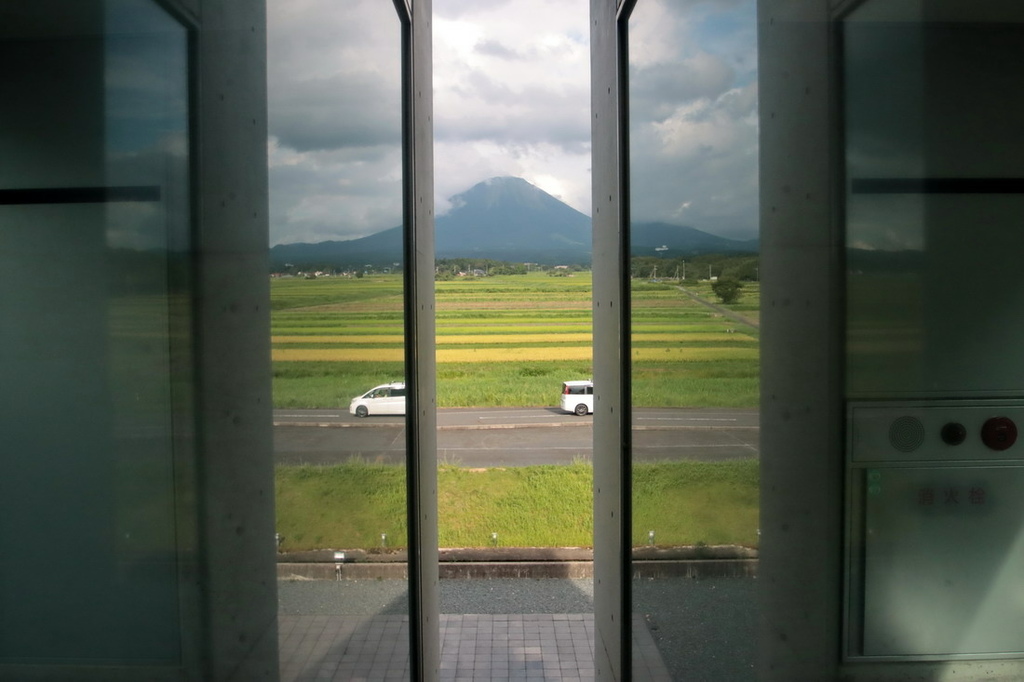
[277, 559, 758, 581]
[273, 421, 755, 431]
[273, 421, 592, 430]
[277, 546, 759, 581]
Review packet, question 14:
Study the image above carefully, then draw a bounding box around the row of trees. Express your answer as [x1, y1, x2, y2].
[629, 254, 759, 304]
[274, 254, 758, 305]
[630, 253, 759, 282]
[434, 254, 760, 282]
[434, 258, 587, 280]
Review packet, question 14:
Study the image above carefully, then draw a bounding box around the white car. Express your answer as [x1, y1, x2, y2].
[349, 382, 406, 417]
[560, 380, 594, 416]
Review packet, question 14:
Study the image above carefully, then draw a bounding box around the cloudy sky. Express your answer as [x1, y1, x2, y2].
[267, 0, 758, 246]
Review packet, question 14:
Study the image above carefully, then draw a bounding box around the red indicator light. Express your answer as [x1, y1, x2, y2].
[981, 417, 1017, 451]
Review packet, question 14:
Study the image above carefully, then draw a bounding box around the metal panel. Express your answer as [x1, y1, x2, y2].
[591, 0, 630, 679]
[861, 465, 1024, 658]
[849, 401, 1024, 465]
[846, 400, 1024, 661]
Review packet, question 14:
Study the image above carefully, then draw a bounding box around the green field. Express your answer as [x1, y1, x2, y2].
[275, 459, 759, 551]
[270, 272, 759, 408]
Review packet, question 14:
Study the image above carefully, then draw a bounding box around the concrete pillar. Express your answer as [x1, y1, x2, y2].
[191, 0, 280, 679]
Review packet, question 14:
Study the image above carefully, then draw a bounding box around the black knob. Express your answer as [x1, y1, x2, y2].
[940, 422, 967, 446]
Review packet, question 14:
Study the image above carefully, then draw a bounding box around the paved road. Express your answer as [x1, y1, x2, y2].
[274, 407, 758, 466]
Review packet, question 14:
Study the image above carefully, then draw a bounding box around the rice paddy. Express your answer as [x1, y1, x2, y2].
[270, 271, 759, 408]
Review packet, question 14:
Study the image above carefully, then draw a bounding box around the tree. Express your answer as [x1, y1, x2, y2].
[711, 277, 743, 304]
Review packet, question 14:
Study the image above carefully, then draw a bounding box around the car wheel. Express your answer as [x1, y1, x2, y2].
[355, 405, 369, 418]
[574, 403, 588, 416]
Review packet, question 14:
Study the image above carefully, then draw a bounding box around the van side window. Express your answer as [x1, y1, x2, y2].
[392, 388, 406, 397]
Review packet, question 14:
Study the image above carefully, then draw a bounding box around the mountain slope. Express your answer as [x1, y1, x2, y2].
[269, 177, 757, 268]
[435, 176, 591, 261]
[632, 222, 759, 257]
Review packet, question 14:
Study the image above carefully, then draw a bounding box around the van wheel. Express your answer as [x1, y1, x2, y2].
[355, 405, 368, 418]
[574, 403, 588, 416]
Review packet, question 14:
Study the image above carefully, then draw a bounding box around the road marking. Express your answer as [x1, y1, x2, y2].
[444, 411, 568, 420]
[635, 417, 737, 422]
[476, 415, 567, 421]
[633, 443, 758, 449]
[437, 444, 756, 451]
[277, 413, 343, 418]
[438, 446, 593, 451]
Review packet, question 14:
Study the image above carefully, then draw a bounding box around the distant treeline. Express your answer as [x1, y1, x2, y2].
[631, 253, 759, 282]
[433, 258, 577, 279]
[271, 258, 586, 278]
[271, 253, 758, 281]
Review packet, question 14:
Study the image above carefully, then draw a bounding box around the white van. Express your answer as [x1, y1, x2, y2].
[560, 380, 594, 416]
[349, 382, 406, 417]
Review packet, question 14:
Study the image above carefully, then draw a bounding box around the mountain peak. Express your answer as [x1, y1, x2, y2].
[484, 175, 527, 186]
[438, 177, 591, 259]
[449, 176, 566, 212]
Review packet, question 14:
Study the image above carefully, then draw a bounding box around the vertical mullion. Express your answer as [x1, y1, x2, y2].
[591, 0, 631, 678]
[615, 4, 634, 676]
[397, 0, 440, 679]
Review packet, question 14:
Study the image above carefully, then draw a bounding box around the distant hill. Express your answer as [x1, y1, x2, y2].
[632, 222, 759, 258]
[269, 176, 757, 268]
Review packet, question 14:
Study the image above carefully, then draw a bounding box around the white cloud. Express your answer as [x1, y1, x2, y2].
[432, 0, 592, 215]
[267, 0, 405, 244]
[266, 0, 758, 245]
[627, 0, 759, 240]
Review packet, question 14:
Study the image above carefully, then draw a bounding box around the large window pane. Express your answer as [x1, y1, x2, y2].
[627, 1, 760, 678]
[267, 2, 410, 679]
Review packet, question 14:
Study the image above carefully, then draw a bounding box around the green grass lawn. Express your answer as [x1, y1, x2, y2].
[275, 459, 759, 551]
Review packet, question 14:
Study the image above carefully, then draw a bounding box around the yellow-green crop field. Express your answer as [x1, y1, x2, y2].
[270, 272, 759, 408]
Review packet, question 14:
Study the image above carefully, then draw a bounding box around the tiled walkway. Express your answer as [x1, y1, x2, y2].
[279, 613, 671, 681]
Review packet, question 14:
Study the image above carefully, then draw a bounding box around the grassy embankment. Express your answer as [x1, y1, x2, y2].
[271, 272, 760, 551]
[275, 459, 759, 550]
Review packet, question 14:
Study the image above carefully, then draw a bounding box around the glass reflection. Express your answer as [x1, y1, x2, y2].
[266, 1, 410, 679]
[0, 0, 193, 665]
[627, 0, 759, 678]
[844, 2, 1024, 398]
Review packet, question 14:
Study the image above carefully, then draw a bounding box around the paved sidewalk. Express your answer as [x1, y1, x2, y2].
[279, 613, 671, 681]
[277, 576, 758, 680]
